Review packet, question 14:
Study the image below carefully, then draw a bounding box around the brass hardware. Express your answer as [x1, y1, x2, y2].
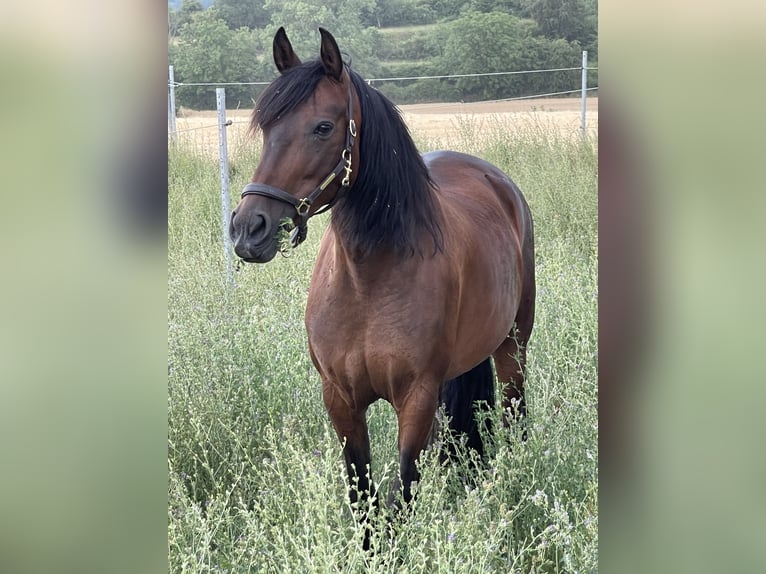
[341, 149, 353, 187]
[319, 172, 337, 191]
[296, 198, 311, 216]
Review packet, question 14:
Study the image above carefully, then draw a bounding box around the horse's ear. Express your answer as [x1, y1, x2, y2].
[273, 26, 301, 74]
[319, 27, 343, 81]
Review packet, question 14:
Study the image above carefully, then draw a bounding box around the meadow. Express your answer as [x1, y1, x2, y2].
[168, 113, 598, 572]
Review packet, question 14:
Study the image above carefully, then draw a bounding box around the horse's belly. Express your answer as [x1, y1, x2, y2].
[443, 252, 522, 377]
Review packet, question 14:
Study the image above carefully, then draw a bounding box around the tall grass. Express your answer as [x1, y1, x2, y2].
[168, 119, 597, 572]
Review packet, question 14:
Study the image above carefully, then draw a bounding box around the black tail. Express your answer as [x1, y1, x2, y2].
[439, 358, 495, 460]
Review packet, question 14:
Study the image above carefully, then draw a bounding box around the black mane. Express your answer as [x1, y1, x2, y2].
[251, 61, 443, 257]
[250, 61, 326, 131]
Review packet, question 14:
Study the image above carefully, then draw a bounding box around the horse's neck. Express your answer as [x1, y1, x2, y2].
[329, 227, 409, 289]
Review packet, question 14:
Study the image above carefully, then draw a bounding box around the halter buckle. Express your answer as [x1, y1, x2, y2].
[296, 198, 311, 216]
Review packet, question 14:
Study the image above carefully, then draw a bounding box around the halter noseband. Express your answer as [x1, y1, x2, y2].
[240, 80, 357, 248]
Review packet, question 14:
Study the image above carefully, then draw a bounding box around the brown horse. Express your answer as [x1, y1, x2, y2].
[230, 27, 535, 545]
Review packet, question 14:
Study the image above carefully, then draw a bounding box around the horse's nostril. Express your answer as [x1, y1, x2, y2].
[231, 209, 273, 249]
[248, 212, 272, 244]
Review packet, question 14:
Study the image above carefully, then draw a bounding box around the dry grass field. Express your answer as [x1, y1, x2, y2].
[171, 97, 598, 155]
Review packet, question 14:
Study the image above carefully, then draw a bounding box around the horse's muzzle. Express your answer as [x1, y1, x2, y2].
[229, 208, 278, 263]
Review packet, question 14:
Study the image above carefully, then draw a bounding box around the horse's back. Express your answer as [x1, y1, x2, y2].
[423, 150, 531, 265]
[423, 150, 530, 235]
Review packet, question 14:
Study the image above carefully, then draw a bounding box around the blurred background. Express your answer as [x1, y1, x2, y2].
[1, 1, 765, 572]
[599, 1, 766, 572]
[0, 2, 167, 573]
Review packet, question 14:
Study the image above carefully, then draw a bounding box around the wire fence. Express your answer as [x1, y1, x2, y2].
[170, 66, 595, 88]
[169, 52, 598, 141]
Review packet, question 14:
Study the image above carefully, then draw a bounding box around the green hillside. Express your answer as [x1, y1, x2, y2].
[168, 2, 597, 108]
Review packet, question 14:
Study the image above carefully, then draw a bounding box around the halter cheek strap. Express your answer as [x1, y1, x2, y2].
[240, 80, 357, 248]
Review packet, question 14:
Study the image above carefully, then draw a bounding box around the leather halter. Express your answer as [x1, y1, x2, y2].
[240, 79, 357, 248]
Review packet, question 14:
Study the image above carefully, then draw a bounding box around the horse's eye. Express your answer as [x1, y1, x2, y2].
[314, 122, 334, 137]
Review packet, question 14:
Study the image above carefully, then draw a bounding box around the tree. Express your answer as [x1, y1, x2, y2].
[520, 0, 596, 53]
[263, 0, 380, 77]
[439, 12, 535, 99]
[169, 0, 205, 40]
[213, 0, 270, 30]
[361, 0, 436, 27]
[172, 9, 267, 109]
[437, 11, 582, 100]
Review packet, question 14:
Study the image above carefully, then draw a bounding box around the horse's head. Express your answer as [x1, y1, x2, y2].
[230, 27, 360, 263]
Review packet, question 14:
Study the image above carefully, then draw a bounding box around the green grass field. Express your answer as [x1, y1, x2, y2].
[168, 117, 597, 572]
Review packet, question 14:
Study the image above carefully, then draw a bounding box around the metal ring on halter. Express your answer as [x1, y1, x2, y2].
[295, 198, 311, 216]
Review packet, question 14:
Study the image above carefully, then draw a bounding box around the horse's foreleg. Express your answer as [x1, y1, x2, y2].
[322, 382, 376, 548]
[392, 383, 439, 505]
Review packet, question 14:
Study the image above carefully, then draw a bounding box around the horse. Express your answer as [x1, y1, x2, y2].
[230, 27, 535, 547]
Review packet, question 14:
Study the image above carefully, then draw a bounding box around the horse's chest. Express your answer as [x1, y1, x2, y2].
[305, 284, 446, 394]
[307, 292, 436, 356]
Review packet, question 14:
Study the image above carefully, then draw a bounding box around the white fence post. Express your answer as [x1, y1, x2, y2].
[580, 51, 588, 140]
[168, 65, 177, 142]
[216, 88, 234, 286]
